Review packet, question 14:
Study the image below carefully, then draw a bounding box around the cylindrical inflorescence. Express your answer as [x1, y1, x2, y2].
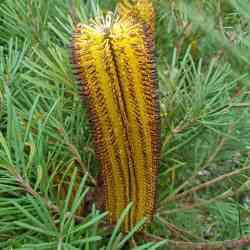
[70, 1, 159, 232]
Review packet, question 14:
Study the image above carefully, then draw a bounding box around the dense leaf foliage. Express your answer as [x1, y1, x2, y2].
[0, 0, 250, 249]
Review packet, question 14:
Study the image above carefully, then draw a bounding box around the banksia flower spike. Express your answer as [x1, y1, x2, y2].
[117, 0, 156, 35]
[70, 0, 159, 232]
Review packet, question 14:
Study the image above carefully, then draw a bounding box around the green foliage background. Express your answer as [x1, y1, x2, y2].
[0, 0, 250, 249]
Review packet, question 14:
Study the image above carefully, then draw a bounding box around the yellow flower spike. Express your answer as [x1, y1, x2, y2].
[110, 19, 160, 225]
[71, 18, 131, 230]
[70, 11, 159, 232]
[117, 0, 156, 35]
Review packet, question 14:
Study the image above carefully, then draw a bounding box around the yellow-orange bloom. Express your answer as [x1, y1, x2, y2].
[70, 6, 159, 231]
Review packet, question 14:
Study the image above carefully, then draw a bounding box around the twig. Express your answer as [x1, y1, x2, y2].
[202, 124, 234, 170]
[162, 165, 250, 204]
[161, 118, 199, 157]
[57, 127, 96, 186]
[161, 123, 234, 206]
[156, 215, 203, 241]
[16, 173, 84, 223]
[143, 232, 250, 250]
[231, 102, 250, 107]
[159, 189, 233, 215]
[69, 0, 77, 25]
[68, 143, 97, 186]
